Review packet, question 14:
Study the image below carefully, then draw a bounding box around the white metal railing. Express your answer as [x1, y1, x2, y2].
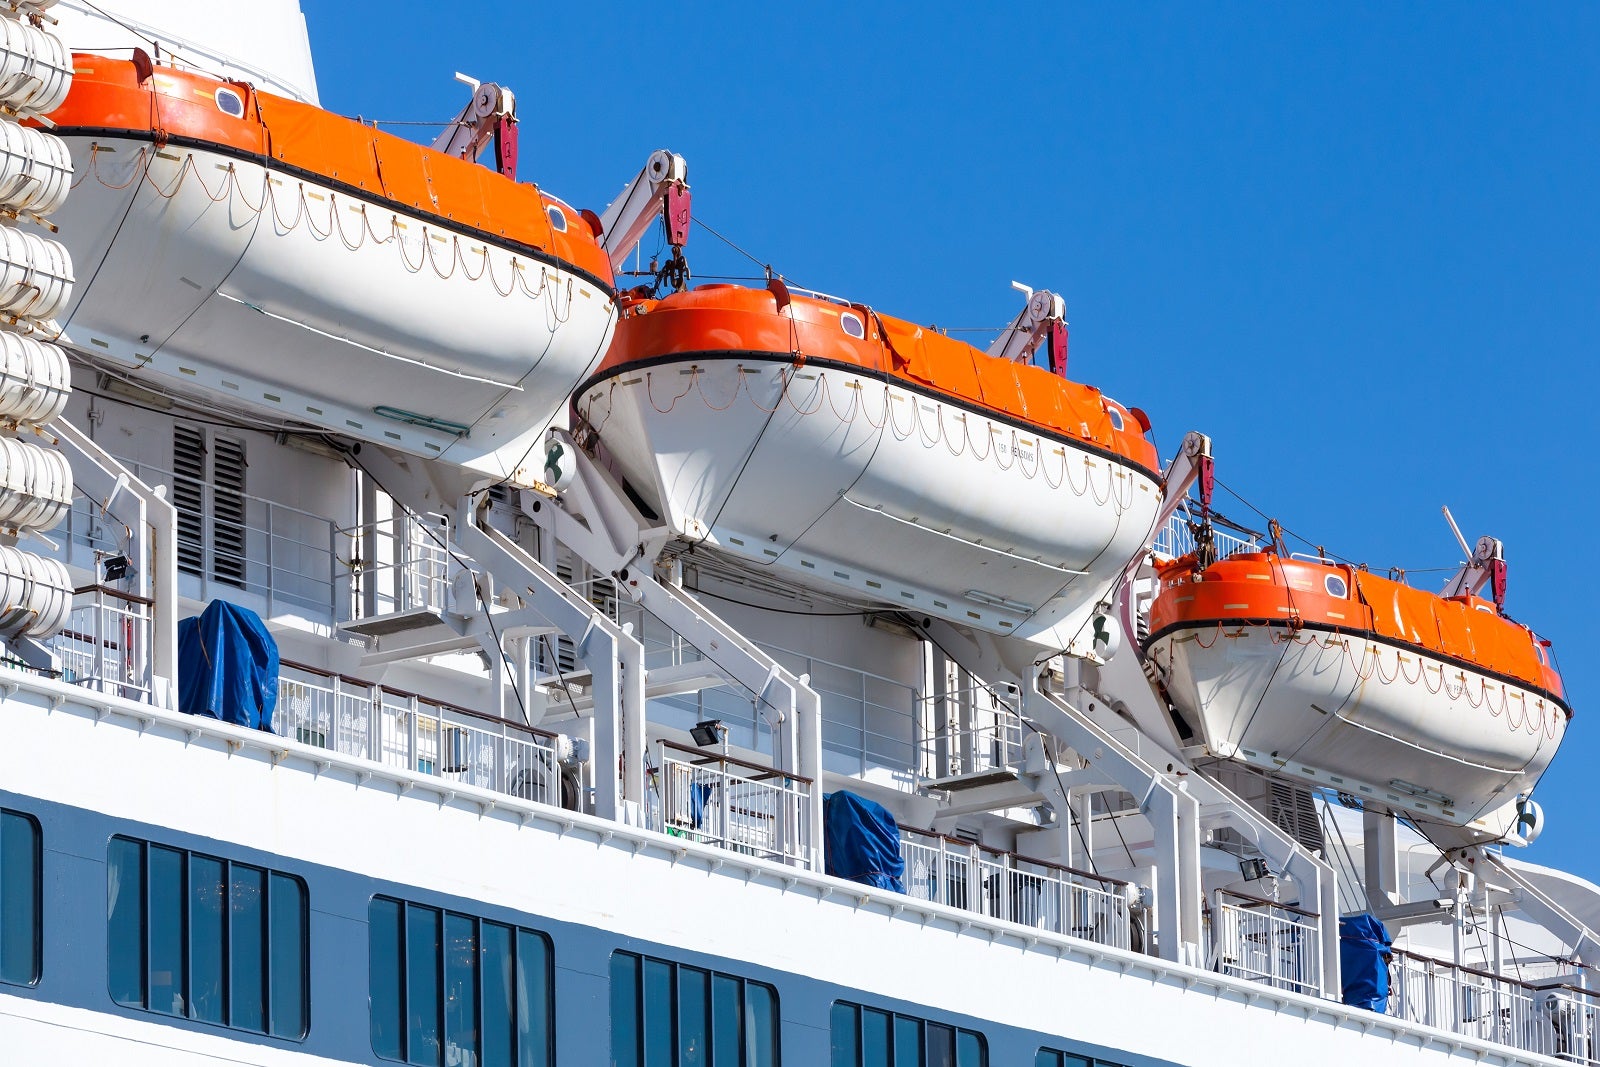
[899, 829, 1131, 951]
[49, 460, 340, 621]
[47, 585, 154, 702]
[1532, 985, 1600, 1065]
[1205, 890, 1322, 997]
[1387, 950, 1600, 1063]
[337, 514, 456, 622]
[772, 645, 921, 776]
[1152, 512, 1259, 562]
[273, 662, 564, 807]
[917, 686, 1025, 781]
[647, 741, 814, 869]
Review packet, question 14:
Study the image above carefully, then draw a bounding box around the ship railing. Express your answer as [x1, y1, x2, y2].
[1152, 512, 1258, 562]
[770, 645, 921, 778]
[336, 514, 458, 622]
[45, 584, 155, 703]
[899, 827, 1132, 951]
[647, 740, 815, 869]
[1204, 889, 1323, 997]
[273, 661, 564, 807]
[54, 464, 340, 623]
[916, 686, 1025, 781]
[1527, 984, 1600, 1065]
[1387, 948, 1579, 1060]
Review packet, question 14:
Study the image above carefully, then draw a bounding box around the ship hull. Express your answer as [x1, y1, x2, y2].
[582, 354, 1162, 642]
[1147, 620, 1567, 825]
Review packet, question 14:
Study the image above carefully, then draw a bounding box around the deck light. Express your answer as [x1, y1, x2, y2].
[690, 719, 727, 748]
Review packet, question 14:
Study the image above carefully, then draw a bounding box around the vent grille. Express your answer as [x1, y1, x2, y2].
[171, 425, 247, 587]
[172, 425, 204, 577]
[1269, 779, 1326, 853]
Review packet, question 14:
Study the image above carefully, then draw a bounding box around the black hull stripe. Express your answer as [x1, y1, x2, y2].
[57, 125, 619, 300]
[1143, 617, 1572, 718]
[578, 349, 1163, 483]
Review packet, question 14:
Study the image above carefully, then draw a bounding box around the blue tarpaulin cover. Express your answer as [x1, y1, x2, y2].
[824, 790, 905, 892]
[178, 600, 279, 731]
[1340, 913, 1393, 1012]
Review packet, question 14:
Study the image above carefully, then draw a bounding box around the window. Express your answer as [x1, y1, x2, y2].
[546, 205, 569, 233]
[106, 837, 307, 1039]
[1324, 573, 1348, 598]
[611, 950, 778, 1066]
[840, 312, 866, 339]
[830, 1002, 983, 1067]
[1035, 1051, 1130, 1067]
[215, 86, 245, 118]
[370, 897, 552, 1067]
[1106, 406, 1125, 431]
[0, 809, 41, 986]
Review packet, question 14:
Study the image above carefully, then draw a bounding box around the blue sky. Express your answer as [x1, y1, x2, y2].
[302, 3, 1599, 877]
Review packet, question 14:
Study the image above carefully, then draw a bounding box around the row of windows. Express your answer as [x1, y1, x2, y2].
[106, 836, 307, 1038]
[1035, 1051, 1132, 1067]
[0, 811, 1116, 1064]
[829, 1001, 986, 1067]
[610, 950, 778, 1066]
[369, 897, 552, 1067]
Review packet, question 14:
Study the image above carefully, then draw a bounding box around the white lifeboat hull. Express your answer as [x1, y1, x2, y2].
[53, 136, 616, 480]
[1146, 622, 1567, 826]
[582, 358, 1162, 642]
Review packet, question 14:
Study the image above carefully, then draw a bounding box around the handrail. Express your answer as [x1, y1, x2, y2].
[1216, 887, 1319, 920]
[658, 738, 813, 786]
[1389, 945, 1556, 991]
[899, 824, 1130, 889]
[73, 583, 155, 607]
[278, 657, 559, 742]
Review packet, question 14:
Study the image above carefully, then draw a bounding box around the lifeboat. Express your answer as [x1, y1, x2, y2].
[45, 56, 617, 479]
[576, 283, 1163, 643]
[1144, 550, 1569, 830]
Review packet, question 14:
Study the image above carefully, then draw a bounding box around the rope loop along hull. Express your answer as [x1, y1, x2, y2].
[1145, 552, 1570, 829]
[46, 58, 617, 481]
[579, 285, 1163, 643]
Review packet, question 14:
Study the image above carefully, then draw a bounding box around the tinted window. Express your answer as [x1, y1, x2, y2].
[612, 950, 778, 1066]
[369, 896, 552, 1067]
[0, 810, 41, 986]
[830, 1002, 984, 1067]
[106, 837, 307, 1039]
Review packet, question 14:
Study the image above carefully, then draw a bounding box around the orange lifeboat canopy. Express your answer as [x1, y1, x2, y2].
[597, 283, 1160, 478]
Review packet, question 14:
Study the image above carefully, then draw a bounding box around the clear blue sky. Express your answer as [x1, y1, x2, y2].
[302, 3, 1599, 878]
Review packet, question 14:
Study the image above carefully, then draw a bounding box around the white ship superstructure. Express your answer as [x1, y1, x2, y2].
[0, 5, 1594, 1067]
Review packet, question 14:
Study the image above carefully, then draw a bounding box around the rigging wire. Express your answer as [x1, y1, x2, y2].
[696, 216, 773, 276]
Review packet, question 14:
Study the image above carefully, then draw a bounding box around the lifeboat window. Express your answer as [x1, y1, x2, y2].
[1324, 574, 1348, 598]
[1475, 603, 1495, 613]
[1107, 407, 1125, 431]
[214, 87, 245, 118]
[546, 205, 569, 233]
[840, 311, 866, 339]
